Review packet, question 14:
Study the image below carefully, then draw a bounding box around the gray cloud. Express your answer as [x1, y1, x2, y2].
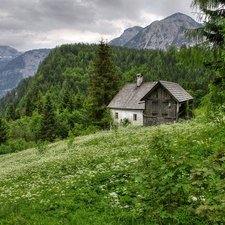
[0, 0, 196, 51]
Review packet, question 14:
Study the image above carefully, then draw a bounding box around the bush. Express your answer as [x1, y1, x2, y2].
[120, 118, 131, 127]
[0, 138, 36, 154]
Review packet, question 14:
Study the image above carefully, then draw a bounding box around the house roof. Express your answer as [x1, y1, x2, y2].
[108, 80, 193, 110]
[161, 81, 194, 103]
[108, 82, 157, 110]
[140, 81, 194, 103]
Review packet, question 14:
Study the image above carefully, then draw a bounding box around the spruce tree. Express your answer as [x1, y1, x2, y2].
[15, 108, 21, 120]
[0, 114, 7, 145]
[40, 93, 56, 142]
[67, 92, 74, 113]
[87, 40, 119, 128]
[6, 103, 15, 122]
[25, 97, 32, 117]
[32, 87, 39, 109]
[60, 87, 73, 113]
[74, 89, 82, 110]
[32, 87, 43, 114]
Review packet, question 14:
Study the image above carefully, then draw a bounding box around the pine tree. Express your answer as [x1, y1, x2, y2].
[60, 87, 73, 113]
[32, 87, 39, 110]
[67, 92, 74, 113]
[0, 114, 7, 145]
[40, 93, 56, 142]
[32, 87, 44, 114]
[74, 89, 82, 110]
[6, 103, 15, 122]
[87, 40, 119, 128]
[25, 97, 32, 117]
[15, 108, 21, 120]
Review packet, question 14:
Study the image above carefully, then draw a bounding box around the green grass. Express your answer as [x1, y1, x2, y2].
[0, 116, 222, 224]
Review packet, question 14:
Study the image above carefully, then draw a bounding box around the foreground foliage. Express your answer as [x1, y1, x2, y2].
[0, 116, 224, 224]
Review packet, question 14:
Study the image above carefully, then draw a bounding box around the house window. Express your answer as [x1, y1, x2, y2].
[115, 112, 118, 119]
[133, 114, 137, 121]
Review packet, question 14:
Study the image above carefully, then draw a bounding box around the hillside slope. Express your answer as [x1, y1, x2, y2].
[0, 118, 223, 224]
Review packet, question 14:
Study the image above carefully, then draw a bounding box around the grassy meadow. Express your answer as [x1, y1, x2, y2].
[0, 116, 225, 224]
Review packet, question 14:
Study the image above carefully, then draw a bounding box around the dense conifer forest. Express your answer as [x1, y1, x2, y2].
[0, 42, 216, 153]
[0, 43, 214, 115]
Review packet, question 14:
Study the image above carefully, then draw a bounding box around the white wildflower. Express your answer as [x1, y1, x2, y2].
[109, 192, 117, 198]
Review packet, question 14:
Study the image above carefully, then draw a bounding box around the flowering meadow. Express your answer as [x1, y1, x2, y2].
[0, 116, 225, 224]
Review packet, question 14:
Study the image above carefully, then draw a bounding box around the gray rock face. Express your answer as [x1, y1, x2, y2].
[110, 13, 202, 50]
[0, 49, 51, 98]
[0, 46, 22, 70]
[109, 26, 143, 46]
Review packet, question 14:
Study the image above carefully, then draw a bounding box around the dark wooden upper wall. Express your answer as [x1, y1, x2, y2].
[144, 85, 178, 126]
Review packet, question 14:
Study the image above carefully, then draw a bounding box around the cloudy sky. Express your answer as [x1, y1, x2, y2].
[0, 0, 199, 51]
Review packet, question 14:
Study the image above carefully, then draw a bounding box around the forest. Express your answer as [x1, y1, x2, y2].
[0, 42, 215, 154]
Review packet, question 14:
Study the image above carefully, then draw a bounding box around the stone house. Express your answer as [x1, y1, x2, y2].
[107, 74, 194, 126]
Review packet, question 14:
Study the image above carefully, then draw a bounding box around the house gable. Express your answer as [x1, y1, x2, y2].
[140, 81, 193, 103]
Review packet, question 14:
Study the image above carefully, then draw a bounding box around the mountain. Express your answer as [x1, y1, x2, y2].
[0, 46, 22, 70]
[110, 13, 202, 50]
[108, 26, 143, 46]
[0, 49, 51, 98]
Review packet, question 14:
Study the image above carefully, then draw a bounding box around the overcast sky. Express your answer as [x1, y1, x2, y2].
[0, 0, 199, 51]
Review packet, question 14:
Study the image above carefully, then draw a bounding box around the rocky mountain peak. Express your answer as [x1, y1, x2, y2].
[0, 48, 51, 98]
[109, 26, 143, 46]
[0, 46, 22, 70]
[110, 13, 202, 50]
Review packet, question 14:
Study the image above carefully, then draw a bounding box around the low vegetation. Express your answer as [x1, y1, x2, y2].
[0, 114, 224, 224]
[0, 1, 225, 223]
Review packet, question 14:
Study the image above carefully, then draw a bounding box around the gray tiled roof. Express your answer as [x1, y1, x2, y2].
[108, 82, 157, 110]
[159, 81, 194, 103]
[108, 81, 193, 110]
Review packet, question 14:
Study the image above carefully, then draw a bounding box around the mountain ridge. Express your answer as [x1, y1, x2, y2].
[110, 12, 202, 50]
[0, 45, 22, 70]
[109, 26, 143, 46]
[0, 48, 51, 98]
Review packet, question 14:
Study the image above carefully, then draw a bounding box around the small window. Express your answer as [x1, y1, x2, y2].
[133, 114, 137, 121]
[115, 112, 118, 119]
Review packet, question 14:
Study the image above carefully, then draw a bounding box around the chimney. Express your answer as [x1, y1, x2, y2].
[136, 73, 143, 87]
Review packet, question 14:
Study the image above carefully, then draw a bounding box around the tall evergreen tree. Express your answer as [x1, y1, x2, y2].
[59, 87, 73, 113]
[87, 40, 119, 128]
[40, 93, 56, 142]
[32, 87, 43, 114]
[25, 97, 32, 117]
[74, 89, 82, 110]
[6, 103, 15, 122]
[15, 108, 21, 120]
[0, 114, 7, 145]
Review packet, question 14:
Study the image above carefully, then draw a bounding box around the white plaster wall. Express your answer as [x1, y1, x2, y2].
[110, 109, 144, 125]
